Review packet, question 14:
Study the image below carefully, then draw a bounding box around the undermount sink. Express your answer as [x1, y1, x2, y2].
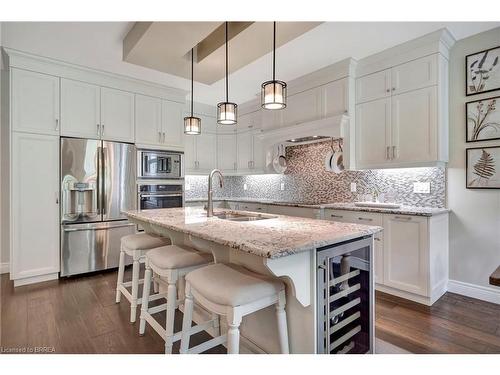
[354, 201, 401, 209]
[213, 212, 278, 222]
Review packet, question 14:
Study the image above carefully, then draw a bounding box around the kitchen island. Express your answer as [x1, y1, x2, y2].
[124, 207, 382, 354]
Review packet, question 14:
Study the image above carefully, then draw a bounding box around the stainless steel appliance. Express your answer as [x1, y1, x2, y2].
[60, 137, 137, 276]
[137, 149, 184, 179]
[316, 236, 374, 354]
[138, 180, 184, 210]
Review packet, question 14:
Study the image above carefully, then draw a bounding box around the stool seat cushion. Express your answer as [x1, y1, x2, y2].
[147, 245, 212, 270]
[121, 233, 170, 251]
[186, 263, 284, 307]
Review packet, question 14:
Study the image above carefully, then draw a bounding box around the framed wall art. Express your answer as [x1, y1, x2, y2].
[466, 146, 500, 189]
[466, 96, 500, 142]
[466, 45, 500, 96]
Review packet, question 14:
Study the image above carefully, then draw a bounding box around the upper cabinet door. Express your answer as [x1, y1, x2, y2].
[237, 131, 253, 171]
[391, 55, 437, 95]
[322, 78, 348, 117]
[217, 133, 237, 172]
[356, 69, 391, 104]
[282, 87, 321, 127]
[391, 86, 437, 164]
[355, 98, 391, 169]
[183, 135, 197, 172]
[197, 132, 217, 172]
[60, 79, 101, 139]
[11, 69, 60, 135]
[162, 100, 184, 148]
[252, 132, 264, 172]
[100, 87, 135, 143]
[135, 94, 162, 146]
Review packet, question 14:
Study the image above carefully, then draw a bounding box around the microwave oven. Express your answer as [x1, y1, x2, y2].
[137, 149, 184, 179]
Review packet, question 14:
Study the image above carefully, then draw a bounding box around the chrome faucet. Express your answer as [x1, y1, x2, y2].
[207, 169, 224, 217]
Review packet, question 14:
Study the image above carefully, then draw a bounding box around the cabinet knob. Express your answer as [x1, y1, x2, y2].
[386, 89, 390, 93]
[392, 87, 396, 91]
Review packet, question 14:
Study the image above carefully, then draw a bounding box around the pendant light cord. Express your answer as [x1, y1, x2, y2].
[273, 21, 276, 82]
[190, 48, 194, 116]
[225, 21, 229, 102]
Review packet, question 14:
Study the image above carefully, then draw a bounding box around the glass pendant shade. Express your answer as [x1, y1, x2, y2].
[184, 116, 201, 135]
[261, 80, 287, 110]
[217, 102, 237, 125]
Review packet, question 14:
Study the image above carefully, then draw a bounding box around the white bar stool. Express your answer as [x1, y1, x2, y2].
[115, 233, 171, 323]
[179, 263, 289, 354]
[139, 244, 215, 354]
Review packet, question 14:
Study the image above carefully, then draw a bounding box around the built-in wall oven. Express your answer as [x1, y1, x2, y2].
[137, 149, 184, 179]
[138, 180, 184, 211]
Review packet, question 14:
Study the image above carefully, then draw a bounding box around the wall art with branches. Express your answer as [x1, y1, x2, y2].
[466, 45, 500, 96]
[466, 96, 500, 142]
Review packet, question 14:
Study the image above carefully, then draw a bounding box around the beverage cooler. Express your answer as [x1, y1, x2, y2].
[316, 236, 374, 354]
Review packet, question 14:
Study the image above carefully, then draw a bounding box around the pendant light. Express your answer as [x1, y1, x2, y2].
[217, 22, 237, 125]
[261, 22, 287, 110]
[184, 48, 201, 135]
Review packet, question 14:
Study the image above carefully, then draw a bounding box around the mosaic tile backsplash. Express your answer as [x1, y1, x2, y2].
[186, 140, 446, 208]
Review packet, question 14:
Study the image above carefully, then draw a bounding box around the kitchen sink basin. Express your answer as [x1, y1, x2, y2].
[354, 201, 401, 209]
[213, 212, 278, 222]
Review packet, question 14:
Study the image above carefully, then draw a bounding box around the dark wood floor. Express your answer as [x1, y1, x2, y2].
[0, 268, 225, 354]
[1, 269, 499, 354]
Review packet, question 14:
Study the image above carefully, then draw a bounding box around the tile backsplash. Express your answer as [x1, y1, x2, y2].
[186, 140, 446, 208]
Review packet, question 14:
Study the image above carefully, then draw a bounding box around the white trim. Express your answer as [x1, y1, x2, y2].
[13, 272, 58, 287]
[447, 279, 500, 305]
[0, 262, 9, 274]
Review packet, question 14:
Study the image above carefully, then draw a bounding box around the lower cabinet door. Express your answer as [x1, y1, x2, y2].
[11, 132, 60, 281]
[383, 215, 429, 296]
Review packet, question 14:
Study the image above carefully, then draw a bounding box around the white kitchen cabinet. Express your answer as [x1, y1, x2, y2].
[282, 87, 322, 127]
[135, 94, 162, 145]
[237, 202, 268, 213]
[383, 215, 428, 296]
[391, 86, 437, 163]
[237, 130, 253, 172]
[185, 132, 217, 174]
[11, 68, 60, 136]
[11, 132, 60, 285]
[391, 55, 437, 95]
[162, 100, 184, 148]
[355, 98, 391, 169]
[322, 78, 349, 117]
[100, 87, 135, 143]
[184, 135, 197, 171]
[60, 78, 101, 139]
[267, 205, 319, 218]
[217, 132, 237, 172]
[356, 69, 391, 104]
[355, 53, 447, 169]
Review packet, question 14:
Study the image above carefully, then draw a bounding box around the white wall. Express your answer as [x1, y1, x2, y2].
[448, 27, 500, 298]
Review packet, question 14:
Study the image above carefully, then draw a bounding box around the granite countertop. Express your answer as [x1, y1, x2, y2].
[124, 207, 382, 259]
[185, 198, 449, 217]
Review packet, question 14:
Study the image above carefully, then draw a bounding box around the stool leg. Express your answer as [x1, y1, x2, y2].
[179, 282, 194, 354]
[164, 278, 178, 354]
[275, 290, 289, 354]
[130, 257, 140, 323]
[212, 313, 220, 337]
[226, 312, 242, 355]
[139, 264, 152, 335]
[115, 247, 125, 303]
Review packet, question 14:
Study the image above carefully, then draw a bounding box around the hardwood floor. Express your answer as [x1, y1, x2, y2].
[375, 291, 500, 353]
[1, 270, 499, 354]
[0, 268, 225, 354]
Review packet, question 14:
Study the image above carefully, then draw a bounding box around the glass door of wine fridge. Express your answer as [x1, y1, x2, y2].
[316, 236, 374, 354]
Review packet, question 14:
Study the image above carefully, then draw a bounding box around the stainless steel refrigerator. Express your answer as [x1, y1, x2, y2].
[60, 137, 137, 276]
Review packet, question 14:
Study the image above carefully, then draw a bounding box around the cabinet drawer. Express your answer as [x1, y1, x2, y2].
[391, 55, 437, 95]
[324, 209, 383, 226]
[356, 69, 391, 104]
[238, 202, 267, 213]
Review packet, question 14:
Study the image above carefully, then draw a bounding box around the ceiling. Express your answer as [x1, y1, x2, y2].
[123, 22, 321, 84]
[2, 22, 499, 105]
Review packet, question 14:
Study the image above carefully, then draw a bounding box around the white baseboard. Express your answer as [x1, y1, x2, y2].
[448, 279, 500, 305]
[13, 272, 58, 287]
[0, 262, 9, 274]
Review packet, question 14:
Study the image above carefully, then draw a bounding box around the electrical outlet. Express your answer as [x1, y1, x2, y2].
[350, 182, 357, 192]
[413, 182, 430, 194]
[280, 182, 285, 191]
[185, 183, 191, 191]
[243, 183, 248, 191]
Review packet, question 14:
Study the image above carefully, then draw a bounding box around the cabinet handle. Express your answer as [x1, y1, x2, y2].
[101, 124, 104, 136]
[386, 146, 390, 160]
[163, 132, 166, 143]
[330, 214, 343, 218]
[55, 119, 59, 131]
[358, 217, 373, 222]
[374, 237, 381, 242]
[158, 131, 162, 142]
[257, 207, 262, 210]
[97, 124, 100, 135]
[55, 192, 59, 204]
[394, 216, 411, 220]
[234, 162, 237, 170]
[392, 146, 396, 159]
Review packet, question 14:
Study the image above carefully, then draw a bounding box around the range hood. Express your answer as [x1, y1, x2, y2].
[259, 113, 351, 173]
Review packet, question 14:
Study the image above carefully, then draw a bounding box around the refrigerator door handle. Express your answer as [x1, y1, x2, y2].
[96, 146, 102, 216]
[101, 146, 107, 216]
